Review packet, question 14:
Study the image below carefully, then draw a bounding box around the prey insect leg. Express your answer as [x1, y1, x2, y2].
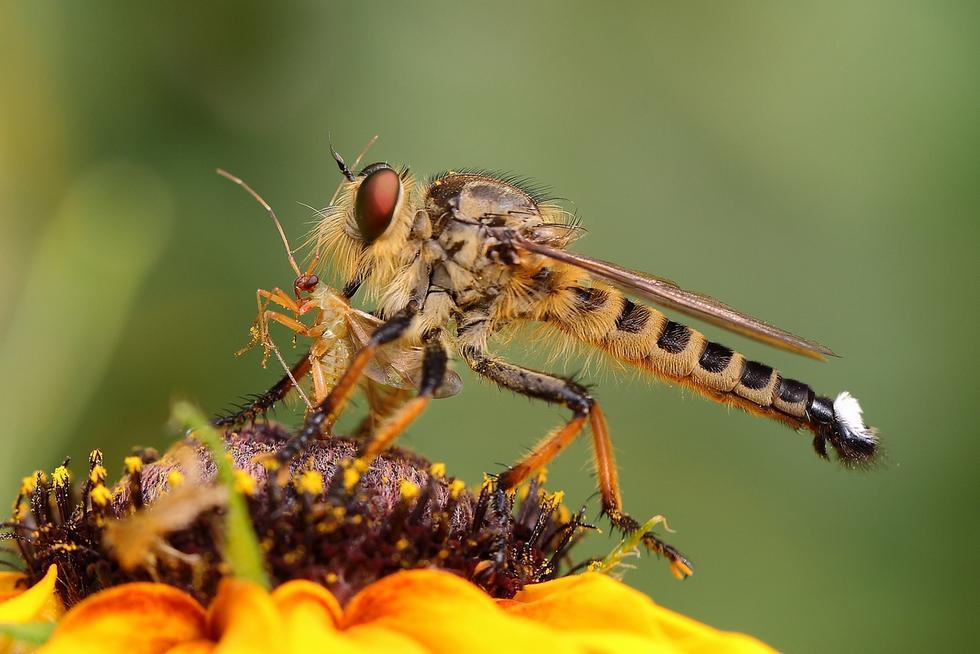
[464, 348, 693, 579]
[273, 310, 416, 463]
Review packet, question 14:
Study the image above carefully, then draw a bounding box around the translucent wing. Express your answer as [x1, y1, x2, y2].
[515, 237, 835, 360]
[345, 308, 463, 398]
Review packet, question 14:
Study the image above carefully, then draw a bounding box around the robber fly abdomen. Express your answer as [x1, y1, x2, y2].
[528, 279, 875, 462]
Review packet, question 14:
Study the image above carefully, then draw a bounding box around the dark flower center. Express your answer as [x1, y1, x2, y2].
[6, 424, 587, 607]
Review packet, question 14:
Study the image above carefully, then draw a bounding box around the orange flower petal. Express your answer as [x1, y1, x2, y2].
[0, 565, 59, 624]
[271, 580, 426, 654]
[343, 569, 575, 654]
[164, 640, 215, 654]
[0, 572, 25, 595]
[508, 573, 775, 653]
[39, 582, 207, 654]
[207, 579, 282, 654]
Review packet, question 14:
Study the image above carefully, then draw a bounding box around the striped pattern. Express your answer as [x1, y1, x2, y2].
[553, 284, 818, 424]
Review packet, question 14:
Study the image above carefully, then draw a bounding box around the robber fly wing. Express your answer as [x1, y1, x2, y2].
[515, 238, 836, 360]
[346, 308, 463, 397]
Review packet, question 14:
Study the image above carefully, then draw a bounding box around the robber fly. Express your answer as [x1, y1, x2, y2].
[218, 145, 879, 579]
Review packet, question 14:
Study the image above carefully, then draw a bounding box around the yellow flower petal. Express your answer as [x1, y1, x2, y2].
[163, 641, 214, 654]
[508, 573, 775, 653]
[343, 569, 576, 654]
[207, 579, 282, 654]
[0, 565, 59, 624]
[40, 582, 207, 654]
[270, 580, 425, 654]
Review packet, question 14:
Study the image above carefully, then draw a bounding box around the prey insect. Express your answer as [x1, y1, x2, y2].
[213, 158, 461, 434]
[219, 145, 879, 580]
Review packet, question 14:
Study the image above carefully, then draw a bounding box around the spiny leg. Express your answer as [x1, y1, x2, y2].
[212, 351, 313, 427]
[464, 347, 692, 579]
[589, 404, 693, 579]
[274, 310, 416, 463]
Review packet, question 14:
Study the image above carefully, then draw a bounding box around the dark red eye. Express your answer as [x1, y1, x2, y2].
[355, 166, 400, 243]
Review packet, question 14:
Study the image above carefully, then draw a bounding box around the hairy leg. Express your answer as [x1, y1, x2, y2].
[464, 347, 693, 579]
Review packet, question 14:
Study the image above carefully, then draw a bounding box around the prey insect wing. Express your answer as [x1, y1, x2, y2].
[346, 307, 463, 398]
[514, 237, 835, 360]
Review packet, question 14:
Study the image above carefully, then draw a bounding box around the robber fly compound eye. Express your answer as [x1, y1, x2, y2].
[354, 164, 400, 244]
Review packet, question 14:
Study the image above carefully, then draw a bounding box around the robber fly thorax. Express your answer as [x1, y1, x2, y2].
[216, 144, 879, 580]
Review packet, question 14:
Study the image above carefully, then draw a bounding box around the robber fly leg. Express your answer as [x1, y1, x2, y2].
[463, 349, 592, 491]
[273, 310, 416, 463]
[356, 336, 447, 464]
[589, 403, 693, 579]
[463, 347, 693, 579]
[212, 351, 313, 427]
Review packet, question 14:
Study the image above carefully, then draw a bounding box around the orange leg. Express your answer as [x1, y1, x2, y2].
[464, 349, 694, 579]
[358, 396, 432, 462]
[497, 415, 587, 490]
[275, 312, 420, 463]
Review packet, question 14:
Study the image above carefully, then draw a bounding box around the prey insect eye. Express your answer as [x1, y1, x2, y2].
[355, 164, 400, 243]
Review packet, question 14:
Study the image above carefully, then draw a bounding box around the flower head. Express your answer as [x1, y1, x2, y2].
[2, 418, 776, 652]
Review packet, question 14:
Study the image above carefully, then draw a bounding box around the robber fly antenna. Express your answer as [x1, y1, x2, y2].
[217, 168, 303, 278]
[303, 135, 381, 277]
[329, 137, 355, 182]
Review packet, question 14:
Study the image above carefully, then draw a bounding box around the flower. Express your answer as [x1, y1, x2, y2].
[0, 567, 773, 653]
[3, 413, 776, 652]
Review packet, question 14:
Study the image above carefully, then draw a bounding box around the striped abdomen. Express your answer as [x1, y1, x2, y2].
[550, 285, 877, 465]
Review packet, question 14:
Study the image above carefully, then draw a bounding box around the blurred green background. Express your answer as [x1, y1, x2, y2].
[1, 2, 976, 651]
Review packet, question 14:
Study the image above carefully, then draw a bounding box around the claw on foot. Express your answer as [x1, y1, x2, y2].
[604, 509, 694, 579]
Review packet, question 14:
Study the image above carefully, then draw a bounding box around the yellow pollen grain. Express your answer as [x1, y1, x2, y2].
[517, 484, 530, 501]
[558, 505, 571, 523]
[448, 479, 466, 499]
[350, 515, 363, 525]
[297, 470, 325, 495]
[332, 506, 347, 519]
[536, 468, 549, 484]
[167, 470, 185, 488]
[343, 467, 361, 491]
[352, 458, 369, 474]
[89, 484, 112, 507]
[429, 462, 446, 479]
[437, 549, 450, 560]
[325, 572, 338, 584]
[52, 466, 71, 487]
[20, 475, 37, 495]
[395, 538, 410, 551]
[259, 456, 281, 472]
[234, 470, 257, 496]
[399, 479, 420, 501]
[123, 456, 143, 474]
[89, 465, 107, 484]
[548, 490, 565, 507]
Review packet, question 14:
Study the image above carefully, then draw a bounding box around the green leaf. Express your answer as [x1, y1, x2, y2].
[172, 401, 270, 590]
[0, 621, 56, 646]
